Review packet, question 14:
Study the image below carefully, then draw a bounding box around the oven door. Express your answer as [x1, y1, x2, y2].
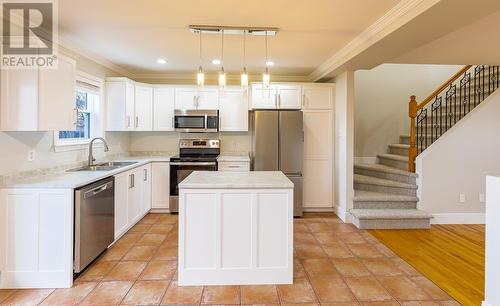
[169, 161, 217, 212]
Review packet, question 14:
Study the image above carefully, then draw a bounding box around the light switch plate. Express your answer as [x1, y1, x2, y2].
[28, 150, 35, 161]
[459, 193, 466, 203]
[479, 193, 485, 203]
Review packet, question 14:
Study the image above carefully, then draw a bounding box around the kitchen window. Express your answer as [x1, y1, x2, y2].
[54, 72, 103, 151]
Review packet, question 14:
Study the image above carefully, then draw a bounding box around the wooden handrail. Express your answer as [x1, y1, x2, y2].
[408, 65, 472, 172]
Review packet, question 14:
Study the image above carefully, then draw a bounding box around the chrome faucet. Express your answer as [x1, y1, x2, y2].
[88, 137, 109, 166]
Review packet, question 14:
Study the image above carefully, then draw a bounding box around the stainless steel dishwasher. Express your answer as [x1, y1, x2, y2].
[74, 177, 115, 273]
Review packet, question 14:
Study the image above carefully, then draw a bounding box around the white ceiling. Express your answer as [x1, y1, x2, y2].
[58, 0, 400, 76]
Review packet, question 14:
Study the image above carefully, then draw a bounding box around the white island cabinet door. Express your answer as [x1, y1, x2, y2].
[0, 188, 73, 289]
[38, 55, 77, 131]
[153, 87, 175, 131]
[134, 85, 153, 131]
[219, 87, 248, 131]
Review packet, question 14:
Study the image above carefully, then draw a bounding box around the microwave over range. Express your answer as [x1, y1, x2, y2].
[174, 110, 219, 133]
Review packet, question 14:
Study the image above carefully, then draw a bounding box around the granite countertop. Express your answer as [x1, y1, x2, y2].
[1, 155, 174, 189]
[217, 152, 250, 162]
[179, 171, 293, 189]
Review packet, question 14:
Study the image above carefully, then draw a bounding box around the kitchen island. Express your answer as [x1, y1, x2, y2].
[178, 171, 294, 286]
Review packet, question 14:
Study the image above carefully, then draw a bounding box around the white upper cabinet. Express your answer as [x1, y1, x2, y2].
[106, 78, 135, 131]
[175, 87, 218, 110]
[0, 55, 76, 131]
[302, 85, 334, 110]
[153, 87, 175, 131]
[219, 87, 248, 132]
[250, 84, 278, 109]
[277, 84, 302, 109]
[134, 85, 153, 131]
[250, 83, 301, 109]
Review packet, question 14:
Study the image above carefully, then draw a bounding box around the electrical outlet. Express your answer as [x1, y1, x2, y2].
[28, 150, 35, 161]
[459, 193, 466, 203]
[479, 193, 485, 203]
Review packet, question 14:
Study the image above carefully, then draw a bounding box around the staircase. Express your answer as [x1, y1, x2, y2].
[350, 65, 500, 229]
[351, 137, 432, 229]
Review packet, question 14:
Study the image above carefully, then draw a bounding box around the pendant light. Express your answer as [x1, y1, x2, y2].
[196, 30, 204, 88]
[218, 30, 226, 88]
[262, 31, 270, 89]
[241, 30, 249, 89]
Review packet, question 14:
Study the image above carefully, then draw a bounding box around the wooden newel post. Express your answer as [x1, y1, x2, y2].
[408, 95, 418, 173]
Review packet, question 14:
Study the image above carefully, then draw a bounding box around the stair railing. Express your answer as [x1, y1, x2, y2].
[408, 65, 500, 172]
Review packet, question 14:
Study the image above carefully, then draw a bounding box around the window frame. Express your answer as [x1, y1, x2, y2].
[53, 71, 105, 152]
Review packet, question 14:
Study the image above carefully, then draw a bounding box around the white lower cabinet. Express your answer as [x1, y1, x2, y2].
[0, 188, 74, 288]
[151, 162, 170, 210]
[114, 166, 151, 239]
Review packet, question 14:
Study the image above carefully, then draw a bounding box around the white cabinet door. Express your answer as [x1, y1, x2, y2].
[153, 87, 175, 131]
[197, 88, 218, 110]
[141, 164, 152, 214]
[303, 85, 333, 110]
[303, 110, 333, 208]
[127, 169, 143, 225]
[175, 88, 197, 110]
[277, 85, 302, 109]
[0, 68, 38, 131]
[114, 172, 129, 239]
[250, 84, 278, 109]
[219, 88, 248, 131]
[152, 162, 170, 209]
[38, 55, 77, 131]
[106, 79, 135, 131]
[134, 85, 153, 131]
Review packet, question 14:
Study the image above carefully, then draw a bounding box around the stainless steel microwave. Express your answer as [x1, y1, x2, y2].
[174, 110, 219, 133]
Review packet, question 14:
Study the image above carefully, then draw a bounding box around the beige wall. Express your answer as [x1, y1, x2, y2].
[416, 89, 500, 224]
[354, 64, 461, 160]
[0, 48, 129, 176]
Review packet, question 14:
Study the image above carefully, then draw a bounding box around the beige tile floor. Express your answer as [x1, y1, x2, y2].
[0, 213, 461, 306]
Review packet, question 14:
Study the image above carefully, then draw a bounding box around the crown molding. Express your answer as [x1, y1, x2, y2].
[307, 0, 440, 81]
[58, 35, 133, 77]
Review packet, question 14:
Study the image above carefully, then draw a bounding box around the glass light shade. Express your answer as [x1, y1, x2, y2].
[197, 67, 204, 88]
[262, 68, 270, 89]
[241, 68, 249, 89]
[219, 68, 226, 88]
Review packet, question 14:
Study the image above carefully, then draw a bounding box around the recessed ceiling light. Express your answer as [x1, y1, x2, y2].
[212, 59, 221, 65]
[157, 58, 167, 64]
[266, 60, 275, 67]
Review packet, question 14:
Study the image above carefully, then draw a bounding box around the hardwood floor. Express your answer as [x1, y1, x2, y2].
[370, 224, 485, 306]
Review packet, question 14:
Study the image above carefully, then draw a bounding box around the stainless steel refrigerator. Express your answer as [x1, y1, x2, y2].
[251, 110, 303, 217]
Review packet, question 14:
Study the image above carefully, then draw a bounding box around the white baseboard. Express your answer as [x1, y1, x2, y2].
[431, 213, 485, 224]
[150, 208, 170, 214]
[302, 207, 335, 213]
[333, 206, 353, 224]
[354, 157, 377, 164]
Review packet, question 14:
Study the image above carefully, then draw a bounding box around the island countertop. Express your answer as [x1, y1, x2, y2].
[179, 171, 293, 189]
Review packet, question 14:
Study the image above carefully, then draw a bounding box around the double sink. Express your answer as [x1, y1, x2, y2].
[68, 161, 138, 172]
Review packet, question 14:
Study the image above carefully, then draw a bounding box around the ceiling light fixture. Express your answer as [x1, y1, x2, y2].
[263, 31, 270, 89]
[218, 30, 226, 89]
[241, 30, 248, 89]
[157, 58, 167, 64]
[211, 59, 221, 65]
[196, 30, 204, 88]
[265, 60, 275, 67]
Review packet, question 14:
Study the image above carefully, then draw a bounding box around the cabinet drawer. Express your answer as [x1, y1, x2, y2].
[218, 162, 250, 172]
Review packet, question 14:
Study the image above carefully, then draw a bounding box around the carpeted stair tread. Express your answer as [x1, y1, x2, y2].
[354, 163, 416, 177]
[354, 174, 417, 189]
[354, 190, 418, 203]
[350, 209, 433, 220]
[377, 153, 407, 162]
[388, 143, 410, 149]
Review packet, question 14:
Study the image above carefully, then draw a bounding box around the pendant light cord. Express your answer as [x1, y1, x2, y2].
[243, 30, 246, 68]
[221, 30, 224, 67]
[265, 31, 268, 63]
[199, 30, 202, 67]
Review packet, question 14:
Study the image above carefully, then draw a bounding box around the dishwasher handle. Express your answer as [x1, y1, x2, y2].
[83, 182, 113, 199]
